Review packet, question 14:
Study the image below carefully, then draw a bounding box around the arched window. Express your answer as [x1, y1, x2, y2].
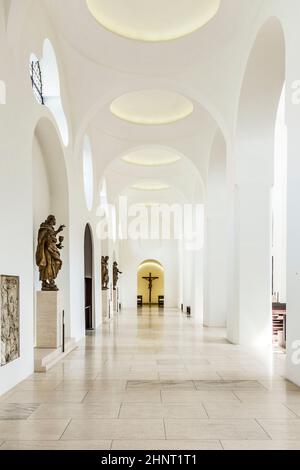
[0, 80, 6, 104]
[29, 58, 44, 105]
[83, 135, 94, 211]
[29, 39, 69, 146]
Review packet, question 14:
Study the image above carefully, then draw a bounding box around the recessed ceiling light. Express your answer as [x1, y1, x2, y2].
[110, 90, 193, 125]
[132, 181, 170, 191]
[86, 0, 220, 42]
[122, 147, 181, 166]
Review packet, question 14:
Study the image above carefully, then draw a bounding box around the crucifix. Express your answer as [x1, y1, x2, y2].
[142, 272, 159, 304]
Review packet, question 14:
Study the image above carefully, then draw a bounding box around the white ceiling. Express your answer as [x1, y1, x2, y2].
[41, 0, 265, 203]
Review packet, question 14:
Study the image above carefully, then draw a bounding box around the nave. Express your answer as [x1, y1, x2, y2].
[1, 308, 299, 451]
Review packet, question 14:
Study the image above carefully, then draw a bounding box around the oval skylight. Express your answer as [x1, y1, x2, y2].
[122, 147, 181, 166]
[132, 181, 170, 191]
[110, 90, 194, 125]
[86, 0, 220, 42]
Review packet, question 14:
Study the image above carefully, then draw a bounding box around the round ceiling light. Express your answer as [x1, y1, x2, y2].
[122, 147, 181, 166]
[110, 90, 194, 125]
[132, 181, 170, 191]
[86, 0, 220, 42]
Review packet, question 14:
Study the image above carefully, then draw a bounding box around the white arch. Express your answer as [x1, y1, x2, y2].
[229, 17, 286, 346]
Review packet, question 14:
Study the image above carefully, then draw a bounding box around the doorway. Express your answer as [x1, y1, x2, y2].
[84, 224, 94, 330]
[137, 260, 164, 307]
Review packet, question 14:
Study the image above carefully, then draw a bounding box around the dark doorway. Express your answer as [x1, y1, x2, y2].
[84, 224, 94, 331]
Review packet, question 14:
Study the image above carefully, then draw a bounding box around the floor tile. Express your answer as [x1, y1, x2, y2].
[221, 440, 300, 450]
[258, 420, 300, 440]
[0, 307, 297, 449]
[0, 419, 70, 440]
[194, 380, 266, 391]
[29, 403, 120, 420]
[119, 403, 208, 419]
[203, 402, 297, 419]
[259, 380, 300, 391]
[13, 381, 62, 391]
[0, 404, 39, 420]
[235, 391, 300, 404]
[161, 390, 238, 403]
[84, 391, 161, 404]
[126, 380, 196, 391]
[3, 391, 87, 404]
[62, 419, 165, 440]
[0, 440, 112, 450]
[111, 440, 222, 450]
[165, 419, 270, 440]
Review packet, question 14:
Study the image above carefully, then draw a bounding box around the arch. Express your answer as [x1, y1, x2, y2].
[99, 144, 205, 206]
[137, 259, 165, 306]
[235, 17, 285, 183]
[29, 39, 69, 146]
[230, 17, 286, 346]
[74, 81, 229, 161]
[32, 117, 70, 338]
[84, 223, 94, 330]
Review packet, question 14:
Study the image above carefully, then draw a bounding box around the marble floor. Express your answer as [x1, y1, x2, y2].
[1, 307, 300, 450]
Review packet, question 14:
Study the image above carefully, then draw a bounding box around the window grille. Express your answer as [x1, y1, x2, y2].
[30, 60, 44, 105]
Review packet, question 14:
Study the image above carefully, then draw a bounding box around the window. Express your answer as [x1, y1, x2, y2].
[0, 80, 6, 104]
[83, 135, 94, 211]
[29, 40, 69, 146]
[30, 60, 44, 105]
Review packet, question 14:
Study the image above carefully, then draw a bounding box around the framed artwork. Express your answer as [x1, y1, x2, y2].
[0, 275, 20, 366]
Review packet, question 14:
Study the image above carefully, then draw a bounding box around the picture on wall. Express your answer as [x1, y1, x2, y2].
[0, 275, 20, 366]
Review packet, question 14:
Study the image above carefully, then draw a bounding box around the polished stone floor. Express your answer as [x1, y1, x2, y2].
[1, 307, 300, 450]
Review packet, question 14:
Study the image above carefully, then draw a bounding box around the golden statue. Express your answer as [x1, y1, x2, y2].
[113, 261, 122, 290]
[36, 215, 65, 291]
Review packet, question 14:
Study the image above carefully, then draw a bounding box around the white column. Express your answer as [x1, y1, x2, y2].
[204, 215, 227, 327]
[286, 44, 300, 385]
[235, 183, 272, 346]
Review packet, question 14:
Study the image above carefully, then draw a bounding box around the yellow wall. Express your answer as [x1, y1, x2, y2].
[137, 261, 164, 304]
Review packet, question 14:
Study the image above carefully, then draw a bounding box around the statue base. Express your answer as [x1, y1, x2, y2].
[102, 289, 110, 320]
[113, 290, 118, 313]
[36, 291, 62, 349]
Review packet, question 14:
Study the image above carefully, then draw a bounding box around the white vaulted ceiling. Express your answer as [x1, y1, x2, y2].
[41, 0, 265, 203]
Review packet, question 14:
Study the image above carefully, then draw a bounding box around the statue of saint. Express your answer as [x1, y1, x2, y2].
[101, 256, 109, 290]
[113, 261, 122, 290]
[35, 215, 65, 291]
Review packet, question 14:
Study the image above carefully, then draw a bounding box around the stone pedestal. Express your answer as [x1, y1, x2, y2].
[102, 290, 110, 320]
[36, 291, 62, 349]
[113, 290, 118, 313]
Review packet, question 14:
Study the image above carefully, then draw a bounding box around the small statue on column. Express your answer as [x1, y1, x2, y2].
[35, 215, 65, 291]
[101, 256, 109, 290]
[113, 261, 122, 290]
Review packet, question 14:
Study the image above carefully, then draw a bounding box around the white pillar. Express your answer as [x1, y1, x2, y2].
[204, 215, 227, 327]
[234, 183, 272, 346]
[285, 38, 300, 385]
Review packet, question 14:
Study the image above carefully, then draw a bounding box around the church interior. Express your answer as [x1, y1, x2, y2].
[1, 0, 300, 452]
